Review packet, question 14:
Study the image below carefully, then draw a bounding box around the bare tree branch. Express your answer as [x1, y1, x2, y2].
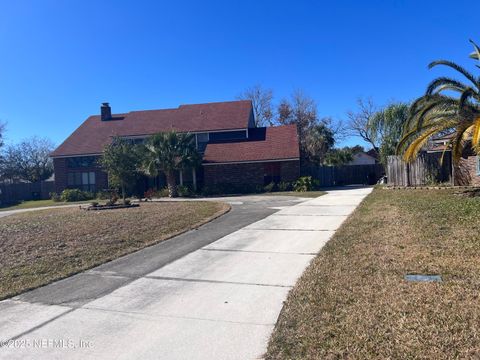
[237, 85, 274, 127]
[347, 98, 379, 153]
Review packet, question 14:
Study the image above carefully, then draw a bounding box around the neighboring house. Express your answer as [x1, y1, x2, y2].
[50, 100, 300, 194]
[427, 133, 480, 186]
[346, 151, 378, 166]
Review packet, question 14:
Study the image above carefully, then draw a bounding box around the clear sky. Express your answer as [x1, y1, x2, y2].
[0, 0, 478, 148]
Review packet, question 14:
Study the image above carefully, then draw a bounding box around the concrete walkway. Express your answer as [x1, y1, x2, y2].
[0, 187, 371, 360]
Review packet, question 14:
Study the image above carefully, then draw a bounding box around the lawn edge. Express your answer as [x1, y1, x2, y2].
[2, 201, 231, 301]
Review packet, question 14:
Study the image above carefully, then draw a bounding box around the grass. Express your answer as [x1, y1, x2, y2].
[265, 191, 326, 198]
[0, 199, 91, 211]
[0, 201, 229, 300]
[266, 188, 480, 359]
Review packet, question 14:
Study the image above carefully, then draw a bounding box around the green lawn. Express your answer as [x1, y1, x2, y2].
[267, 188, 480, 359]
[0, 199, 92, 211]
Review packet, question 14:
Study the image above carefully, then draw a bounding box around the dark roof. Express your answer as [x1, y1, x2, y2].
[366, 148, 379, 160]
[51, 100, 253, 157]
[203, 125, 300, 164]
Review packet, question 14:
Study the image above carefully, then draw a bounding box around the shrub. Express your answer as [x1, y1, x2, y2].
[60, 189, 95, 202]
[96, 190, 112, 200]
[105, 191, 119, 206]
[178, 185, 194, 197]
[264, 182, 276, 193]
[294, 176, 315, 192]
[90, 201, 99, 207]
[49, 192, 61, 202]
[277, 181, 293, 192]
[144, 188, 155, 201]
[156, 188, 170, 198]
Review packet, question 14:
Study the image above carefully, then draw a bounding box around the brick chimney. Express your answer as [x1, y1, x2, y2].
[101, 102, 112, 121]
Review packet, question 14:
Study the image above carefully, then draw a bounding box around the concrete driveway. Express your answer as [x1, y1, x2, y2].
[0, 187, 371, 359]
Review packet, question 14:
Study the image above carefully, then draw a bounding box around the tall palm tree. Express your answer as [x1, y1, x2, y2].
[142, 131, 200, 198]
[398, 40, 480, 162]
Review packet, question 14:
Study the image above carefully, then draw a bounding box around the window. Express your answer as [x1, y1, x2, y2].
[67, 171, 96, 191]
[477, 156, 480, 175]
[196, 133, 209, 153]
[209, 130, 247, 141]
[67, 156, 97, 168]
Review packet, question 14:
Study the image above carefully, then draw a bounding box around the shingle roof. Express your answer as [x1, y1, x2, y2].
[203, 125, 300, 164]
[51, 100, 253, 157]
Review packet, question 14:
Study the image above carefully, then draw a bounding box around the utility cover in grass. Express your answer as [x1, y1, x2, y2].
[404, 274, 442, 282]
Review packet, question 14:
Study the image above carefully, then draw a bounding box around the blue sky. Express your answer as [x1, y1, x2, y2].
[0, 0, 478, 148]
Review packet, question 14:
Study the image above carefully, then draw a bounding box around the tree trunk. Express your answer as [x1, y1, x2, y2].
[121, 183, 126, 204]
[166, 171, 178, 198]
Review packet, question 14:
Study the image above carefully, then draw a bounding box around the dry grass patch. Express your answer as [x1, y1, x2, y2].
[266, 189, 480, 359]
[0, 201, 229, 300]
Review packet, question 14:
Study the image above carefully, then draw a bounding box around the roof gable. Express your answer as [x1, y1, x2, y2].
[203, 125, 300, 164]
[51, 100, 253, 157]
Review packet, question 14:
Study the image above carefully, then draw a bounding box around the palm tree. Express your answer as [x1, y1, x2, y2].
[398, 40, 480, 162]
[142, 131, 200, 198]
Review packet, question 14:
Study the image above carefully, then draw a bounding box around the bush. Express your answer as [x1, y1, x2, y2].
[277, 181, 293, 192]
[96, 190, 112, 200]
[144, 188, 155, 201]
[156, 188, 170, 197]
[60, 189, 95, 202]
[294, 176, 316, 192]
[49, 192, 61, 202]
[264, 182, 276, 193]
[144, 187, 170, 200]
[178, 185, 194, 197]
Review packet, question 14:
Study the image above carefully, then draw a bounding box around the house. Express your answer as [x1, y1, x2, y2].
[346, 151, 378, 166]
[50, 100, 300, 194]
[427, 133, 480, 186]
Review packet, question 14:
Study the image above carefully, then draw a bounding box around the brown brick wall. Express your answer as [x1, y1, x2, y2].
[203, 160, 300, 186]
[454, 156, 480, 186]
[53, 157, 108, 193]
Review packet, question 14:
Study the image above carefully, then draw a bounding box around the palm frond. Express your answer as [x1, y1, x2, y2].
[429, 60, 478, 89]
[469, 39, 480, 60]
[471, 116, 480, 151]
[426, 77, 468, 95]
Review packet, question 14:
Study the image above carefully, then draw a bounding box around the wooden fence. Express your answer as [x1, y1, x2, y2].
[305, 164, 384, 187]
[387, 152, 452, 186]
[0, 181, 55, 204]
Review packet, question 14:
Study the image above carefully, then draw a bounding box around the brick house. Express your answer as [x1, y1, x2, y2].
[50, 100, 300, 194]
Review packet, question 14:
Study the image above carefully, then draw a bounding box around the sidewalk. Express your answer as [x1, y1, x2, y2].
[0, 187, 371, 360]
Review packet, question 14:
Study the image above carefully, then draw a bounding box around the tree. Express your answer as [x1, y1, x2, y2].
[304, 122, 335, 164]
[348, 99, 409, 166]
[0, 137, 54, 183]
[370, 102, 409, 165]
[0, 122, 5, 150]
[324, 147, 355, 166]
[142, 131, 200, 198]
[237, 85, 274, 127]
[347, 98, 379, 153]
[324, 146, 364, 166]
[277, 91, 334, 163]
[398, 40, 480, 163]
[99, 138, 141, 203]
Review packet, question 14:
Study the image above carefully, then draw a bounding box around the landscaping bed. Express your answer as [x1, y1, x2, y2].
[0, 201, 229, 300]
[266, 188, 480, 359]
